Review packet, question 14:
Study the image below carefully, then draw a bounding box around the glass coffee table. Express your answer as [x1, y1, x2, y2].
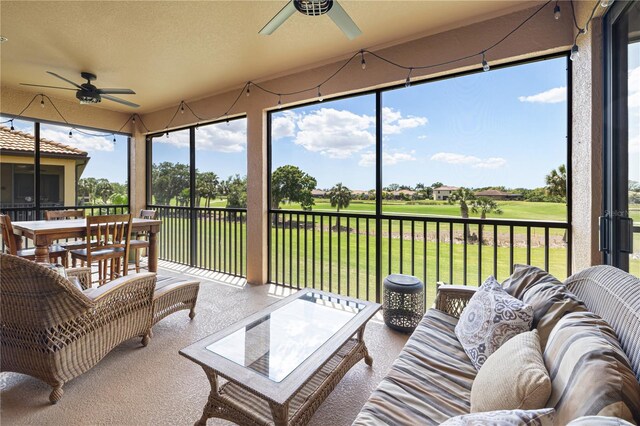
[180, 289, 381, 426]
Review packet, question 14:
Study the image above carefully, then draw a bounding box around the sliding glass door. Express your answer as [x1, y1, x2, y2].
[603, 1, 639, 276]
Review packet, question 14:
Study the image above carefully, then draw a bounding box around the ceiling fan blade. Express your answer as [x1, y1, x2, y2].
[259, 1, 297, 35]
[46, 71, 83, 89]
[101, 94, 140, 108]
[19, 83, 76, 91]
[327, 1, 361, 40]
[97, 88, 136, 95]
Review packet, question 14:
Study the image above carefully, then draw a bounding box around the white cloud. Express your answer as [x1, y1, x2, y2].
[518, 86, 567, 104]
[154, 119, 247, 153]
[197, 119, 247, 153]
[358, 150, 416, 167]
[382, 107, 428, 135]
[293, 108, 375, 159]
[272, 111, 297, 139]
[41, 128, 114, 152]
[418, 135, 428, 140]
[430, 152, 506, 169]
[155, 130, 189, 148]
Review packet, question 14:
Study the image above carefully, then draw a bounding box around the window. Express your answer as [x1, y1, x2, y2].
[147, 118, 248, 275]
[268, 55, 570, 298]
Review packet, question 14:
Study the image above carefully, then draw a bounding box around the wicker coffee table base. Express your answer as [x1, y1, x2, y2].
[194, 327, 373, 426]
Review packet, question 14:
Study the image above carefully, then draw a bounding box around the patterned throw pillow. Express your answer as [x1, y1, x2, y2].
[440, 408, 555, 426]
[567, 417, 635, 426]
[455, 276, 533, 370]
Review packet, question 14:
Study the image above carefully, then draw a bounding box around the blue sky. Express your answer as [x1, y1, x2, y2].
[272, 56, 569, 190]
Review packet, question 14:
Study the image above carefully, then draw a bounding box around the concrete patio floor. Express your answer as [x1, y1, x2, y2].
[0, 261, 409, 426]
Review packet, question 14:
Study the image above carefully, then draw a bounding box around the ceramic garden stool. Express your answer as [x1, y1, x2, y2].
[383, 274, 425, 333]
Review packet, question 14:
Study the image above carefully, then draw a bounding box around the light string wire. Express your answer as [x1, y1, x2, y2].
[2, 0, 605, 141]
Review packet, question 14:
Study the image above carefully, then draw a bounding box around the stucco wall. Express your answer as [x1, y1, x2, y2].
[571, 3, 605, 272]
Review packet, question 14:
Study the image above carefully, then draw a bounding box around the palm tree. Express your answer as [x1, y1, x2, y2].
[448, 187, 476, 237]
[545, 164, 567, 200]
[471, 197, 503, 236]
[328, 183, 352, 228]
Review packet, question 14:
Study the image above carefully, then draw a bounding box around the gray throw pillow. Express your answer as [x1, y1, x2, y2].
[455, 276, 533, 370]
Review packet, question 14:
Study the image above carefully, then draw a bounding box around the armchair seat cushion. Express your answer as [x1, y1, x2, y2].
[353, 309, 477, 425]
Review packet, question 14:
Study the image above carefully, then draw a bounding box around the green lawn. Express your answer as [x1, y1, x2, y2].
[282, 199, 568, 222]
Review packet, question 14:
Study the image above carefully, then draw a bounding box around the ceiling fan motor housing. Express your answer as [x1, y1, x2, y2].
[294, 0, 333, 16]
[75, 90, 101, 104]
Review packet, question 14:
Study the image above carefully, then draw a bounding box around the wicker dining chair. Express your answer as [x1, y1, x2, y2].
[0, 253, 156, 404]
[0, 214, 68, 266]
[129, 209, 156, 273]
[69, 214, 132, 286]
[44, 209, 88, 265]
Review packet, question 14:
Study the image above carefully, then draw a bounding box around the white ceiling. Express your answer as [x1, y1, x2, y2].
[0, 1, 543, 113]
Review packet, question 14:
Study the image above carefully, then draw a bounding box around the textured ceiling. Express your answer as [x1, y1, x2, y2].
[0, 1, 542, 113]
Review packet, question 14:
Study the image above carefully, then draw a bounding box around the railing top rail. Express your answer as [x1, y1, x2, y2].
[270, 209, 569, 228]
[147, 204, 247, 213]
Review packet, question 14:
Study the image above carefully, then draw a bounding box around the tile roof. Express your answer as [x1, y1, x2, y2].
[434, 186, 459, 191]
[0, 126, 87, 157]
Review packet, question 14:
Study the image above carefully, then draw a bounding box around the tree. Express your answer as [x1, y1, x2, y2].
[196, 171, 219, 207]
[152, 162, 190, 205]
[448, 187, 476, 237]
[95, 178, 114, 203]
[545, 164, 567, 201]
[414, 183, 433, 200]
[385, 183, 400, 192]
[77, 177, 98, 204]
[226, 175, 247, 208]
[471, 197, 503, 235]
[271, 165, 317, 211]
[431, 182, 444, 188]
[328, 183, 352, 228]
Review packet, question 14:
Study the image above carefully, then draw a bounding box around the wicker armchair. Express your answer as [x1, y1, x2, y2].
[0, 253, 156, 404]
[435, 283, 478, 318]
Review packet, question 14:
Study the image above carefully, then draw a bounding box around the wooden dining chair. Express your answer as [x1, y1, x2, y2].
[69, 214, 132, 286]
[129, 209, 156, 273]
[44, 209, 88, 266]
[0, 214, 68, 266]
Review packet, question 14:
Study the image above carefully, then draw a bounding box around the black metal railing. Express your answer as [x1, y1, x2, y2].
[269, 210, 571, 307]
[149, 205, 246, 277]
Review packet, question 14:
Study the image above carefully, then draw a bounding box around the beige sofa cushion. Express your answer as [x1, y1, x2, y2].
[471, 330, 551, 413]
[440, 408, 555, 425]
[544, 312, 640, 425]
[353, 309, 477, 426]
[455, 276, 533, 370]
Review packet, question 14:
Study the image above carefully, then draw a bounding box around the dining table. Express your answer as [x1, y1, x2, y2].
[10, 217, 162, 273]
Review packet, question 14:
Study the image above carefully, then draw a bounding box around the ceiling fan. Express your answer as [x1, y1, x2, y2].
[20, 71, 139, 108]
[260, 0, 361, 40]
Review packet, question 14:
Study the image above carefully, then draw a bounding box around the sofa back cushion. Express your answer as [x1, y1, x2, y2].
[521, 282, 587, 349]
[503, 264, 563, 299]
[543, 311, 640, 425]
[564, 265, 640, 382]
